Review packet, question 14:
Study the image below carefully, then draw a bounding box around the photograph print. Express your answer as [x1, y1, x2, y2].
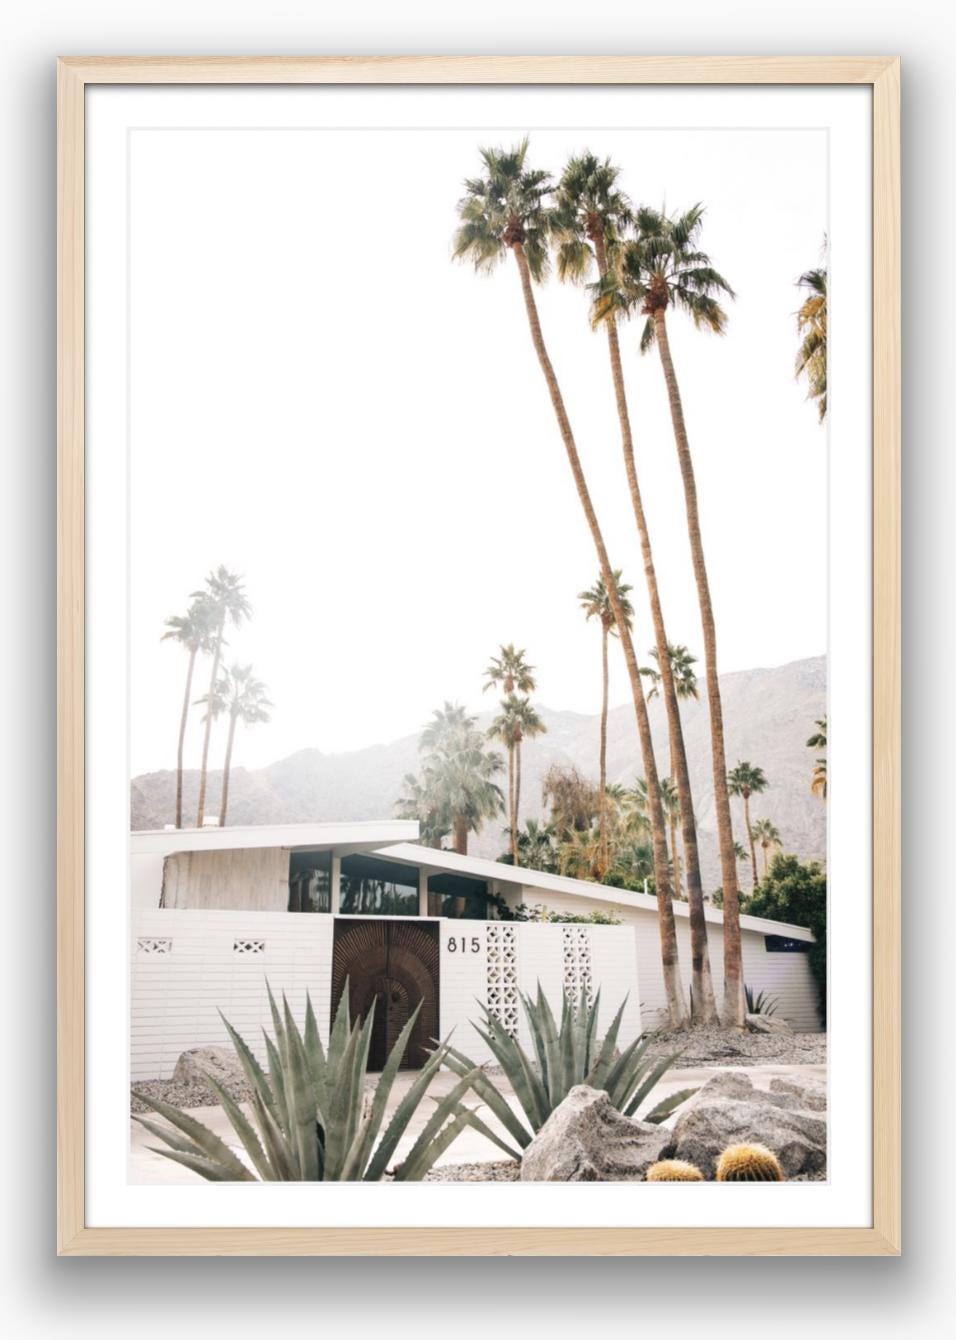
[127, 112, 830, 1189]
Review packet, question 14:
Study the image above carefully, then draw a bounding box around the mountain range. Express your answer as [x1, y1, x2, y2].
[130, 654, 826, 892]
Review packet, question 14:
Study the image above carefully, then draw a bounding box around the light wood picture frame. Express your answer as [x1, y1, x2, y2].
[57, 56, 900, 1256]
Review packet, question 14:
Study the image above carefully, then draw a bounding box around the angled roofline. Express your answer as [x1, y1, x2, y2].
[130, 819, 419, 857]
[375, 842, 816, 943]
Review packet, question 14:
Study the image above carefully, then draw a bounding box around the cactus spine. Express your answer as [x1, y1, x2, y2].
[715, 1143, 784, 1182]
[645, 1159, 705, 1182]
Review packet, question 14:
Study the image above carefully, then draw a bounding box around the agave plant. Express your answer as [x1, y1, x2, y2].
[133, 983, 488, 1181]
[744, 985, 779, 1017]
[442, 986, 679, 1155]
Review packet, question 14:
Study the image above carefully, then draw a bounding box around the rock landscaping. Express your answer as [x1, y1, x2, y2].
[131, 1047, 256, 1115]
[520, 1087, 674, 1182]
[645, 1023, 826, 1068]
[512, 1071, 827, 1182]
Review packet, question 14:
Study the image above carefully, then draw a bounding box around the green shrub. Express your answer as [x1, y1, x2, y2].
[133, 983, 490, 1181]
[744, 854, 827, 1023]
[499, 903, 621, 925]
[443, 986, 679, 1154]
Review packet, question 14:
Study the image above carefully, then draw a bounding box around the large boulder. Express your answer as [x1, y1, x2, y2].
[671, 1070, 826, 1178]
[172, 1046, 247, 1095]
[520, 1086, 674, 1182]
[745, 1013, 792, 1035]
[768, 1074, 827, 1112]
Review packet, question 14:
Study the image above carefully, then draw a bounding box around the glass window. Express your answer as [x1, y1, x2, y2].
[764, 934, 809, 953]
[339, 855, 419, 916]
[288, 850, 332, 913]
[427, 873, 490, 920]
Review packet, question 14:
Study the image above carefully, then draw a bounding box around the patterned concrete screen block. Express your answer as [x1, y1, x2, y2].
[130, 909, 645, 1079]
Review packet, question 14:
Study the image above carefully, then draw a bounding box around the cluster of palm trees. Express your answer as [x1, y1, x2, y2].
[454, 143, 747, 1026]
[396, 702, 505, 856]
[453, 142, 827, 1026]
[162, 566, 271, 828]
[396, 645, 549, 860]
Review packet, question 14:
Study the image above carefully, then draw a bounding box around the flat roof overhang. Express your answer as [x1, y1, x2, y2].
[130, 819, 420, 858]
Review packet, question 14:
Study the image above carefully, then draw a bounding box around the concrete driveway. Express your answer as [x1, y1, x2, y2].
[129, 1063, 826, 1183]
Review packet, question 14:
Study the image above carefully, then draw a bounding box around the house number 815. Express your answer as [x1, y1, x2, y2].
[447, 936, 481, 953]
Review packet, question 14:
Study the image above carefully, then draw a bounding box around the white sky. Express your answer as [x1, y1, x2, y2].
[129, 123, 827, 776]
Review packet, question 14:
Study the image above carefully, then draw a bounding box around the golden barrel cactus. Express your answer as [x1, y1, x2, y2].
[715, 1143, 785, 1182]
[645, 1159, 705, 1182]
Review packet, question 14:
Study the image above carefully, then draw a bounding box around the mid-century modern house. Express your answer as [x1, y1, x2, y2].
[130, 820, 821, 1081]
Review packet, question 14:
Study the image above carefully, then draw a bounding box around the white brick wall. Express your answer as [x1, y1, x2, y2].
[131, 911, 646, 1079]
[439, 920, 492, 1061]
[131, 909, 333, 1081]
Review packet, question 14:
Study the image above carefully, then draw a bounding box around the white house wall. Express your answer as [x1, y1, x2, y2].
[508, 886, 821, 1031]
[160, 847, 290, 911]
[131, 910, 644, 1079]
[132, 909, 334, 1081]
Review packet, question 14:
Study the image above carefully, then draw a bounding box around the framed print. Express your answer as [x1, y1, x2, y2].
[57, 57, 900, 1256]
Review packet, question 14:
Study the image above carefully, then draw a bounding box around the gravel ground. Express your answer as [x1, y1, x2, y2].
[424, 1160, 522, 1182]
[131, 1028, 825, 1115]
[645, 1024, 827, 1068]
[131, 1076, 254, 1115]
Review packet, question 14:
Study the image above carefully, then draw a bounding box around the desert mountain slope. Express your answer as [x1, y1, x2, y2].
[131, 654, 826, 893]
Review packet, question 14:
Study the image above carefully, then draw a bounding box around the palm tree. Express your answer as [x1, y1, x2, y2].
[484, 649, 544, 864]
[395, 772, 448, 849]
[205, 664, 272, 827]
[640, 643, 700, 901]
[162, 595, 218, 828]
[501, 818, 558, 872]
[727, 762, 769, 890]
[510, 696, 545, 845]
[556, 153, 718, 1022]
[659, 777, 683, 897]
[454, 140, 688, 1027]
[487, 695, 544, 864]
[405, 703, 505, 855]
[484, 644, 535, 697]
[594, 203, 744, 1025]
[557, 827, 604, 881]
[795, 260, 828, 421]
[193, 566, 251, 827]
[751, 818, 782, 880]
[487, 700, 521, 862]
[807, 715, 828, 799]
[578, 571, 634, 877]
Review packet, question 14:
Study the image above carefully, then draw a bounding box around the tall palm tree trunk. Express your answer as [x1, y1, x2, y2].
[218, 712, 238, 827]
[514, 740, 523, 864]
[512, 242, 687, 1028]
[453, 815, 469, 856]
[669, 810, 680, 898]
[507, 744, 517, 864]
[743, 794, 758, 889]
[598, 625, 609, 876]
[653, 308, 744, 1026]
[595, 234, 717, 1022]
[196, 618, 224, 827]
[174, 647, 197, 829]
[669, 741, 683, 901]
